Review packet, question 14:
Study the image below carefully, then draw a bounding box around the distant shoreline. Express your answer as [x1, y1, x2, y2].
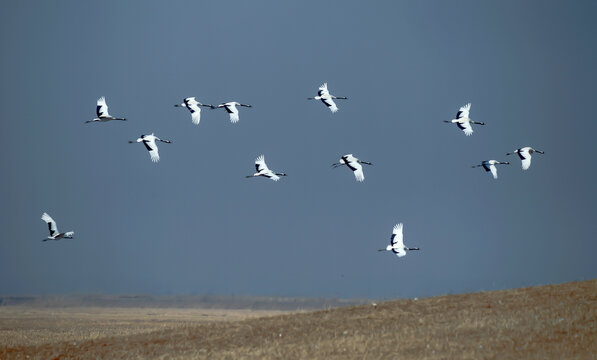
[0, 294, 371, 311]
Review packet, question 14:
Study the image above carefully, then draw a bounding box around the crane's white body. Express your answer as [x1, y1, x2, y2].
[379, 223, 420, 257]
[129, 133, 171, 163]
[174, 97, 214, 125]
[332, 154, 371, 182]
[507, 147, 544, 170]
[472, 160, 510, 179]
[246, 155, 286, 181]
[41, 212, 74, 241]
[308, 83, 347, 113]
[87, 96, 126, 123]
[217, 102, 252, 123]
[444, 103, 484, 136]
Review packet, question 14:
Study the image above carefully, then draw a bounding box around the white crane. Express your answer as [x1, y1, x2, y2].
[506, 147, 544, 170]
[128, 133, 172, 163]
[174, 97, 215, 125]
[216, 102, 252, 123]
[443, 103, 485, 136]
[86, 96, 127, 123]
[377, 223, 420, 257]
[307, 83, 347, 113]
[41, 213, 74, 241]
[332, 154, 372, 182]
[472, 160, 510, 179]
[246, 155, 287, 181]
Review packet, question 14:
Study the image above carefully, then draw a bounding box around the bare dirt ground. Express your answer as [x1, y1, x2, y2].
[0, 307, 289, 348]
[2, 279, 595, 359]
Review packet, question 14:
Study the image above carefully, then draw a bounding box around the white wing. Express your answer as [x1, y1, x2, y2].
[518, 148, 532, 170]
[489, 164, 498, 179]
[96, 96, 110, 117]
[266, 172, 280, 181]
[391, 223, 404, 248]
[346, 160, 364, 182]
[41, 212, 58, 236]
[456, 103, 471, 119]
[186, 102, 202, 125]
[255, 155, 269, 173]
[394, 248, 407, 257]
[191, 110, 201, 125]
[254, 156, 280, 181]
[181, 98, 203, 125]
[457, 121, 473, 136]
[225, 103, 240, 123]
[318, 83, 330, 97]
[143, 137, 160, 162]
[322, 98, 338, 113]
[352, 163, 364, 181]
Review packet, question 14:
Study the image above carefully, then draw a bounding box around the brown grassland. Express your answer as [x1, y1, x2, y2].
[1, 279, 595, 359]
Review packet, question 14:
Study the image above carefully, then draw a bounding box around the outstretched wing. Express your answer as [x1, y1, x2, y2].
[225, 104, 240, 123]
[489, 164, 498, 179]
[455, 103, 471, 119]
[184, 98, 202, 125]
[96, 96, 110, 117]
[255, 155, 269, 173]
[344, 158, 364, 182]
[518, 148, 532, 170]
[457, 121, 473, 136]
[41, 212, 58, 236]
[265, 172, 280, 181]
[391, 223, 404, 248]
[322, 98, 338, 113]
[317, 83, 338, 112]
[318, 83, 330, 97]
[143, 137, 160, 162]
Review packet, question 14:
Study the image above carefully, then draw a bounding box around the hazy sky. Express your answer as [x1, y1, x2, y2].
[1, 1, 595, 299]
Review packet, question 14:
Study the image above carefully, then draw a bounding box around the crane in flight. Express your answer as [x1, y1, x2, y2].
[443, 103, 485, 136]
[308, 83, 347, 113]
[378, 223, 420, 258]
[174, 97, 215, 125]
[332, 154, 372, 182]
[86, 96, 127, 123]
[41, 213, 74, 241]
[246, 155, 287, 181]
[129, 133, 172, 163]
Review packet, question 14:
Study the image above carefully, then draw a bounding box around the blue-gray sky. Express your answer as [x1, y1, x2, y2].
[1, 1, 595, 299]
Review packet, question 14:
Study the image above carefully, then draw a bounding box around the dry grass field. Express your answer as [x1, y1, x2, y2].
[2, 279, 595, 359]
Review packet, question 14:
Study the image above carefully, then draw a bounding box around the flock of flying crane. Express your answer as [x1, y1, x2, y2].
[41, 83, 545, 258]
